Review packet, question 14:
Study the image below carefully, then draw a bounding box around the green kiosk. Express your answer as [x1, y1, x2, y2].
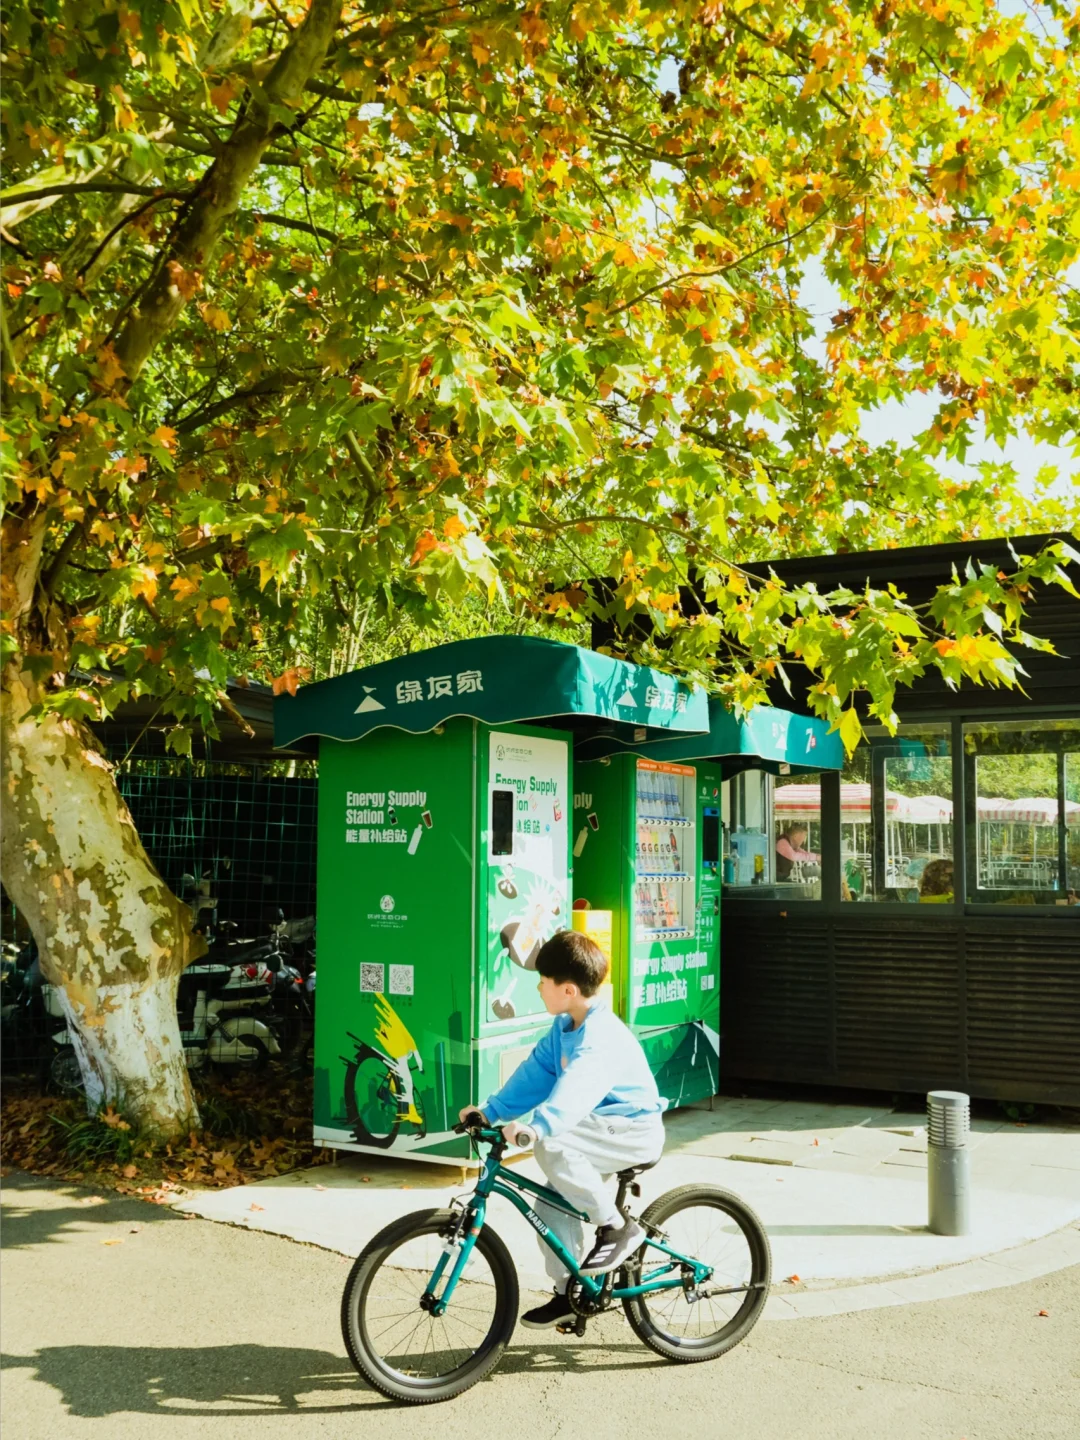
[572, 701, 844, 1108]
[273, 636, 709, 1163]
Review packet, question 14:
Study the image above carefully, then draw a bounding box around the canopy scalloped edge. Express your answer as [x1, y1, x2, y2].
[574, 697, 844, 775]
[273, 635, 711, 749]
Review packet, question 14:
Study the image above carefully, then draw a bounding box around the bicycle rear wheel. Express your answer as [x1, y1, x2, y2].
[622, 1184, 771, 1362]
[341, 1208, 519, 1404]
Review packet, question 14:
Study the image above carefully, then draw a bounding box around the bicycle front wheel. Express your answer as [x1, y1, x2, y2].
[341, 1207, 519, 1404]
[622, 1184, 771, 1362]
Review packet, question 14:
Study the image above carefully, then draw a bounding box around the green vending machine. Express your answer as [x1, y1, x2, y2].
[273, 636, 708, 1163]
[572, 756, 723, 1109]
[573, 699, 845, 1111]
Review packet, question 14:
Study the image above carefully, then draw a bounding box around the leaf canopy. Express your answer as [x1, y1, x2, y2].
[3, 0, 1079, 753]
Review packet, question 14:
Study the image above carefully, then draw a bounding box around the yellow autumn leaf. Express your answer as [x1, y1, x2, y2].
[209, 596, 231, 612]
[200, 304, 232, 332]
[170, 576, 200, 603]
[838, 707, 862, 754]
[130, 569, 158, 604]
[443, 515, 469, 539]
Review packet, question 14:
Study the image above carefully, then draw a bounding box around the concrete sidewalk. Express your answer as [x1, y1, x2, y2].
[4, 1172, 1079, 1440]
[175, 1096, 1080, 1314]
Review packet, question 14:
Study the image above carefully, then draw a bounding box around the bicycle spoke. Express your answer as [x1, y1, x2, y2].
[360, 1230, 501, 1382]
[636, 1197, 760, 1346]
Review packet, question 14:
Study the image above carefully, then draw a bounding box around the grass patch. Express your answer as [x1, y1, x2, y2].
[50, 1107, 144, 1167]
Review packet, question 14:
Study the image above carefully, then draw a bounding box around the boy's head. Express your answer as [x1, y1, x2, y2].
[534, 930, 608, 1014]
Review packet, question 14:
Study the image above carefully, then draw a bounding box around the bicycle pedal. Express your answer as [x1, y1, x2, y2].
[556, 1317, 588, 1337]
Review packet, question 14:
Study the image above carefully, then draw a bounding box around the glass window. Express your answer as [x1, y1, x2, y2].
[964, 719, 1080, 906]
[840, 724, 954, 903]
[720, 769, 822, 900]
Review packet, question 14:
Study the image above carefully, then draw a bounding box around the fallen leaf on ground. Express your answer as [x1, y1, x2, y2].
[785, 1274, 800, 1284]
[122, 1164, 138, 1179]
[101, 1238, 123, 1246]
[360, 1176, 371, 1183]
[314, 1184, 327, 1191]
[249, 1202, 265, 1212]
[129, 1225, 142, 1234]
[1038, 1309, 1049, 1317]
[78, 1196, 106, 1206]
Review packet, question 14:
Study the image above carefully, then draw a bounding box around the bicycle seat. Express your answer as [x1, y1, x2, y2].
[615, 1159, 659, 1181]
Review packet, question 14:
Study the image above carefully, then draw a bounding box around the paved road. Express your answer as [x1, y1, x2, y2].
[2, 1173, 1078, 1440]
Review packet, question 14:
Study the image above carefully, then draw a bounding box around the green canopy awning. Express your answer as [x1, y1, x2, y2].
[575, 697, 843, 775]
[274, 636, 710, 748]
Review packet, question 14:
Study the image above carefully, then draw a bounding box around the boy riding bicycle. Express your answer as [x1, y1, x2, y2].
[460, 930, 665, 1330]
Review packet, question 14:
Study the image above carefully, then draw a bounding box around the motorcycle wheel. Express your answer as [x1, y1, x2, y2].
[344, 1052, 400, 1149]
[49, 1045, 85, 1096]
[211, 1021, 270, 1071]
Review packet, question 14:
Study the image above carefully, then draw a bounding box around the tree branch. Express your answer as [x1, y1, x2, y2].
[110, 0, 344, 385]
[174, 371, 311, 433]
[245, 210, 338, 242]
[0, 182, 191, 206]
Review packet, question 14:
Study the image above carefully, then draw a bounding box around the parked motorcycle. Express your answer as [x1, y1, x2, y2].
[0, 939, 78, 1092]
[177, 960, 281, 1070]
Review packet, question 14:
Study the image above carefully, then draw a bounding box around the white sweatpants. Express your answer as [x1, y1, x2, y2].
[532, 1111, 666, 1288]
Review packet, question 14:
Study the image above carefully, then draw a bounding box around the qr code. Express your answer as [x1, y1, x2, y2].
[389, 964, 414, 996]
[359, 963, 384, 994]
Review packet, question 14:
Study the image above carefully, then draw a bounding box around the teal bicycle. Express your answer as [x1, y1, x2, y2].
[341, 1118, 772, 1404]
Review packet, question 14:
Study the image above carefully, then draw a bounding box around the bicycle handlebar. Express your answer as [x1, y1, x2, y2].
[452, 1119, 505, 1144]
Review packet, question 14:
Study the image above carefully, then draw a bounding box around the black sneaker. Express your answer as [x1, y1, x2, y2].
[520, 1291, 574, 1329]
[580, 1220, 646, 1276]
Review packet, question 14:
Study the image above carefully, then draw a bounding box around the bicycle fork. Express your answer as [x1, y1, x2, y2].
[420, 1200, 486, 1318]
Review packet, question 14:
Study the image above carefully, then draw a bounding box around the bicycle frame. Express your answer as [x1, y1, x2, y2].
[423, 1132, 712, 1318]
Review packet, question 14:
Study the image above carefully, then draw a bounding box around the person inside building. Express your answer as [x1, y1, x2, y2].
[775, 823, 818, 881]
[919, 857, 955, 903]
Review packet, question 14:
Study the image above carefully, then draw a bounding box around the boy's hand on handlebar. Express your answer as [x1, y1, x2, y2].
[501, 1121, 536, 1147]
[458, 1106, 488, 1127]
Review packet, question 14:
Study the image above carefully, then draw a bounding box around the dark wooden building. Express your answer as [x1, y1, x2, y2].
[600, 534, 1080, 1106]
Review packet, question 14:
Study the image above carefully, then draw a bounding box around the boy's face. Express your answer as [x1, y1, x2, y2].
[537, 973, 580, 1015]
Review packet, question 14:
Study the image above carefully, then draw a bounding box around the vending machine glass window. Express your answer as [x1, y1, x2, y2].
[633, 760, 696, 940]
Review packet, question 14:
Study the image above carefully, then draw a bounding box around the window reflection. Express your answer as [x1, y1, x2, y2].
[840, 724, 953, 902]
[965, 720, 1080, 904]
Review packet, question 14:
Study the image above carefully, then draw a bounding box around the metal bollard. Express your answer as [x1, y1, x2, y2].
[927, 1090, 971, 1236]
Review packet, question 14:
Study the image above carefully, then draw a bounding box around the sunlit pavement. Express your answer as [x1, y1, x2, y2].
[172, 1095, 1080, 1314]
[3, 1171, 1079, 1440]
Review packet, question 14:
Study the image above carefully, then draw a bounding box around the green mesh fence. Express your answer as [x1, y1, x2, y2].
[111, 749, 319, 938]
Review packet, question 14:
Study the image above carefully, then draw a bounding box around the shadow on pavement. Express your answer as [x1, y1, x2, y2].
[0, 1173, 181, 1250]
[0, 1338, 663, 1415]
[1, 1346, 368, 1417]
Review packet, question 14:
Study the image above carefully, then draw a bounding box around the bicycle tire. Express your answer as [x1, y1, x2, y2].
[343, 1049, 400, 1148]
[341, 1207, 519, 1404]
[622, 1184, 771, 1363]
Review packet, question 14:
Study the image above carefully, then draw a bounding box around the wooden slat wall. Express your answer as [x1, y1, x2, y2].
[721, 910, 1080, 1104]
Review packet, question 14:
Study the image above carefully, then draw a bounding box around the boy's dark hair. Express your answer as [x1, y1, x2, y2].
[535, 930, 609, 996]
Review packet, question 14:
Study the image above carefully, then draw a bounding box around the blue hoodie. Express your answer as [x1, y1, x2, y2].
[483, 1001, 664, 1140]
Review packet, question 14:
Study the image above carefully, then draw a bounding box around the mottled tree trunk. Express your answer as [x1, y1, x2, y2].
[1, 517, 202, 1136]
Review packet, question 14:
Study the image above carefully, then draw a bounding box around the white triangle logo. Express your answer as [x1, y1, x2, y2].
[616, 687, 638, 708]
[354, 686, 386, 714]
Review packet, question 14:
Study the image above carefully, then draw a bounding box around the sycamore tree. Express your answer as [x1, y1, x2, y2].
[3, 0, 1080, 1135]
